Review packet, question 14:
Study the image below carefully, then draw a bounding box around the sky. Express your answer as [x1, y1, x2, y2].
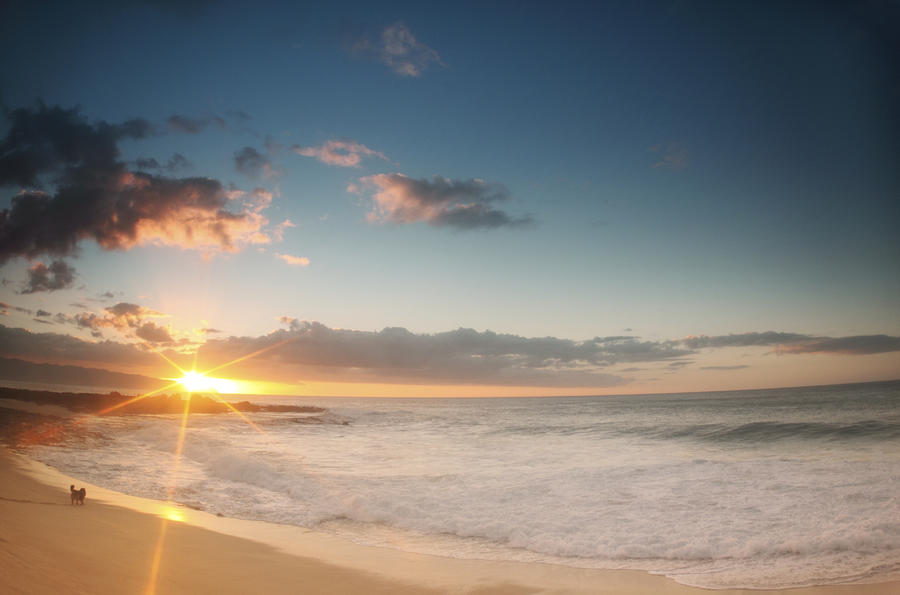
[0, 0, 898, 397]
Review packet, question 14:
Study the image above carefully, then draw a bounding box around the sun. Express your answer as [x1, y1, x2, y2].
[176, 371, 239, 394]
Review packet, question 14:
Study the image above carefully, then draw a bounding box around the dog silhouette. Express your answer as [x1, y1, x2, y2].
[70, 485, 86, 505]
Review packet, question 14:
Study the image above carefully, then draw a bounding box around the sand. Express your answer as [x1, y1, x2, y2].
[1, 447, 898, 595]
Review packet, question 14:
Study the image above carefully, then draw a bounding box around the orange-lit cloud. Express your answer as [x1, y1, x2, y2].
[0, 104, 276, 263]
[293, 139, 387, 167]
[275, 253, 310, 267]
[359, 173, 533, 230]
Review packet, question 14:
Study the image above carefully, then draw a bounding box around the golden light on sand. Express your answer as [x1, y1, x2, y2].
[176, 370, 239, 394]
[162, 506, 184, 522]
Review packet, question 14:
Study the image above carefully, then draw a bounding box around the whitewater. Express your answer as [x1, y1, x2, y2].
[24, 381, 900, 589]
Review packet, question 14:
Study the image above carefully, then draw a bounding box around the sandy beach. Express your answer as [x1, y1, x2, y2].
[1, 444, 897, 595]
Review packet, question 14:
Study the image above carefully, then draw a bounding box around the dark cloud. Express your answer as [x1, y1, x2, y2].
[196, 324, 897, 386]
[105, 302, 149, 318]
[234, 146, 270, 178]
[682, 332, 900, 356]
[775, 335, 900, 356]
[359, 174, 534, 230]
[701, 365, 750, 370]
[196, 322, 693, 387]
[35, 309, 51, 317]
[668, 360, 693, 368]
[0, 301, 32, 315]
[134, 321, 174, 343]
[134, 153, 191, 172]
[0, 324, 160, 369]
[0, 102, 152, 189]
[0, 104, 272, 264]
[20, 260, 76, 293]
[682, 332, 810, 349]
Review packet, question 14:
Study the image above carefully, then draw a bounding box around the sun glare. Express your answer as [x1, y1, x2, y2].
[176, 371, 238, 394]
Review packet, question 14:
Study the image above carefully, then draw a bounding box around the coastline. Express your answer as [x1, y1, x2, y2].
[2, 447, 898, 595]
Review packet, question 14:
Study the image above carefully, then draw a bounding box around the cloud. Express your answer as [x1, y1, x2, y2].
[64, 301, 175, 345]
[195, 322, 698, 387]
[20, 260, 76, 293]
[225, 109, 251, 122]
[774, 335, 900, 356]
[292, 139, 387, 167]
[35, 309, 51, 317]
[650, 142, 688, 171]
[166, 114, 224, 134]
[0, 324, 161, 370]
[275, 253, 310, 267]
[0, 103, 275, 263]
[668, 360, 693, 368]
[701, 365, 750, 370]
[682, 332, 809, 349]
[681, 332, 900, 356]
[0, 103, 152, 188]
[358, 174, 534, 230]
[66, 305, 182, 346]
[351, 22, 443, 77]
[135, 153, 191, 172]
[134, 321, 175, 343]
[0, 302, 33, 315]
[234, 146, 275, 178]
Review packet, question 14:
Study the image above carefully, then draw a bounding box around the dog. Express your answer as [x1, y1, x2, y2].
[70, 484, 86, 505]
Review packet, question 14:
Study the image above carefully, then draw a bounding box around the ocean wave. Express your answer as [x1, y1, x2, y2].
[642, 420, 900, 443]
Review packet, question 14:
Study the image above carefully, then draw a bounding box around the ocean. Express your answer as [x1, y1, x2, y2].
[24, 381, 900, 589]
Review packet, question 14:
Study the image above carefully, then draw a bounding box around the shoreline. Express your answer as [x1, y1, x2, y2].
[2, 446, 898, 594]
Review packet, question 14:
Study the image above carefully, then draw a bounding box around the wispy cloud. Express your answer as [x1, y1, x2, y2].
[357, 174, 534, 230]
[682, 332, 900, 356]
[351, 22, 443, 77]
[292, 139, 387, 167]
[275, 253, 310, 267]
[774, 335, 900, 356]
[166, 114, 225, 134]
[650, 142, 688, 171]
[0, 302, 33, 315]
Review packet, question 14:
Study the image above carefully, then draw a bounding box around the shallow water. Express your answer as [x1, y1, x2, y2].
[25, 381, 900, 589]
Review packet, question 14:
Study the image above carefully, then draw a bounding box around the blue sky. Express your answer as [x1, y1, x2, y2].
[0, 0, 897, 396]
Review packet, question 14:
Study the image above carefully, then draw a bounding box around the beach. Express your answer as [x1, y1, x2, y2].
[1, 447, 898, 595]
